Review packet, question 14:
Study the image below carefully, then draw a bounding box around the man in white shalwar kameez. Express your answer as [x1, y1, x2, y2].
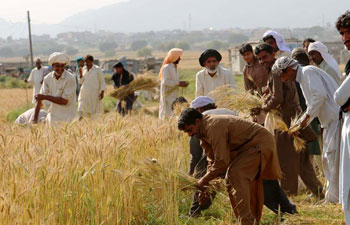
[25, 58, 44, 104]
[335, 10, 350, 224]
[33, 52, 77, 126]
[78, 55, 106, 117]
[158, 48, 189, 119]
[195, 49, 236, 97]
[308, 41, 343, 85]
[263, 30, 291, 58]
[272, 57, 341, 203]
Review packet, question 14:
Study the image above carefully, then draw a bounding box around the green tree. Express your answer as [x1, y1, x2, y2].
[99, 42, 118, 52]
[175, 41, 190, 50]
[136, 47, 152, 57]
[131, 40, 148, 51]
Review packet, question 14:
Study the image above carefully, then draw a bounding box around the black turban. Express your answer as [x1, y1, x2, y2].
[199, 49, 222, 67]
[113, 62, 124, 68]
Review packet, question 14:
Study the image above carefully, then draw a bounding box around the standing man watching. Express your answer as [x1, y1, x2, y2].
[263, 30, 291, 58]
[159, 48, 189, 119]
[78, 55, 106, 117]
[195, 49, 236, 97]
[33, 52, 76, 126]
[25, 58, 44, 104]
[334, 10, 350, 224]
[75, 56, 84, 100]
[308, 41, 342, 85]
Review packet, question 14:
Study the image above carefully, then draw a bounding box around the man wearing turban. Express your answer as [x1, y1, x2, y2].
[33, 52, 77, 126]
[272, 56, 340, 203]
[195, 49, 236, 97]
[308, 41, 343, 85]
[159, 48, 189, 119]
[263, 30, 291, 58]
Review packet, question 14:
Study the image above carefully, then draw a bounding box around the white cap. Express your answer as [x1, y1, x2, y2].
[191, 96, 214, 109]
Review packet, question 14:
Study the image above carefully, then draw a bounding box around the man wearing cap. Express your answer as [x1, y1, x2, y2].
[78, 55, 106, 117]
[25, 58, 44, 104]
[33, 52, 77, 126]
[263, 30, 291, 58]
[272, 56, 340, 203]
[111, 62, 135, 115]
[178, 108, 281, 225]
[195, 49, 236, 97]
[159, 48, 189, 119]
[308, 41, 342, 85]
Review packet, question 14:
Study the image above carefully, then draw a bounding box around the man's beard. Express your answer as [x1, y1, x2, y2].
[206, 67, 217, 74]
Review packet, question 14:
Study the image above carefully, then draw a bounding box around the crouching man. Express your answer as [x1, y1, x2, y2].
[178, 108, 281, 225]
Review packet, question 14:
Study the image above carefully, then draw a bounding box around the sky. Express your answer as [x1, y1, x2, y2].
[1, 0, 127, 24]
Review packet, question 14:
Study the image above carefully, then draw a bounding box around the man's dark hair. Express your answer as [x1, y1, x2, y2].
[171, 96, 188, 111]
[239, 43, 253, 55]
[84, 54, 94, 62]
[262, 34, 275, 42]
[302, 38, 315, 47]
[254, 43, 274, 55]
[292, 48, 309, 66]
[336, 11, 350, 31]
[178, 108, 203, 131]
[199, 103, 217, 112]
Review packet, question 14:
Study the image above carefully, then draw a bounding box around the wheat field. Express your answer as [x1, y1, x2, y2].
[0, 70, 346, 224]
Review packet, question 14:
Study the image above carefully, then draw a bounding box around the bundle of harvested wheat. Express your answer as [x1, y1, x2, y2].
[110, 74, 159, 99]
[209, 85, 264, 114]
[134, 159, 226, 194]
[273, 114, 306, 152]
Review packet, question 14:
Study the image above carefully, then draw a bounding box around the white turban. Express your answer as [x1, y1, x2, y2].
[263, 30, 291, 53]
[191, 96, 214, 109]
[48, 52, 70, 66]
[272, 56, 299, 76]
[308, 41, 342, 79]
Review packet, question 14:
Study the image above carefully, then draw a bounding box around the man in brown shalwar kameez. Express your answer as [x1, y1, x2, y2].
[254, 43, 301, 195]
[178, 108, 281, 225]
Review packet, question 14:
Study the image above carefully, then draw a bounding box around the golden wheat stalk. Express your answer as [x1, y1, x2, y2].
[209, 85, 264, 114]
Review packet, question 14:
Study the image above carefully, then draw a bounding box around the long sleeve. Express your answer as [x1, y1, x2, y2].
[27, 70, 34, 83]
[161, 66, 178, 87]
[201, 126, 230, 182]
[61, 76, 77, 104]
[243, 67, 254, 92]
[334, 75, 350, 106]
[305, 73, 327, 118]
[262, 73, 284, 112]
[195, 72, 204, 97]
[98, 68, 106, 91]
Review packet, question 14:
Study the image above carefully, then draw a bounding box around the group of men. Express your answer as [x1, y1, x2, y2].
[19, 53, 107, 126]
[14, 9, 350, 225]
[175, 11, 350, 225]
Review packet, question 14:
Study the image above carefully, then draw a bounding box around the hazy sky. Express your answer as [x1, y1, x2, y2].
[1, 0, 127, 24]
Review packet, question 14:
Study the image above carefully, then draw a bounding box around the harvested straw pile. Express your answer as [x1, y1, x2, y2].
[134, 159, 226, 194]
[209, 85, 264, 114]
[110, 74, 159, 99]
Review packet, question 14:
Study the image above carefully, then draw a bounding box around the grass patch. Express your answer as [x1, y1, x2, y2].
[0, 76, 30, 89]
